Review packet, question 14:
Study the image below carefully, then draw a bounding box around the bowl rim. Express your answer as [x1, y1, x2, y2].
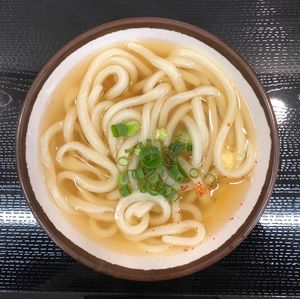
[16, 17, 279, 281]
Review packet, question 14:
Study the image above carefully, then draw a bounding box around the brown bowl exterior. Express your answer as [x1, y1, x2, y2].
[16, 17, 279, 281]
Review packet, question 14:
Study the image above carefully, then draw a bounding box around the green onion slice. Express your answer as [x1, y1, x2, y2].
[125, 120, 140, 136]
[189, 168, 199, 178]
[117, 172, 129, 186]
[168, 141, 186, 155]
[119, 185, 132, 197]
[138, 180, 147, 193]
[135, 168, 145, 180]
[134, 148, 141, 155]
[118, 156, 129, 166]
[139, 146, 163, 168]
[186, 143, 193, 152]
[155, 128, 168, 141]
[169, 164, 187, 183]
[147, 182, 160, 196]
[162, 184, 178, 203]
[129, 169, 137, 179]
[111, 124, 128, 137]
[178, 131, 191, 144]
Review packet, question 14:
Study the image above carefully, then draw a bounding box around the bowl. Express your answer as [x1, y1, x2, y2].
[16, 17, 279, 281]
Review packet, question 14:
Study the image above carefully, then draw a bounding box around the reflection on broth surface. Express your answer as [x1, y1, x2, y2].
[40, 39, 256, 256]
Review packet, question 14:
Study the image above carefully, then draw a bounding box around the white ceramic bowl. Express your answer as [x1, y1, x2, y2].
[16, 18, 279, 281]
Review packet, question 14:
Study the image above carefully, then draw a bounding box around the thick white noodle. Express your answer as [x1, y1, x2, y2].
[128, 155, 139, 189]
[56, 141, 118, 193]
[91, 101, 113, 135]
[182, 115, 203, 168]
[63, 107, 77, 142]
[92, 65, 129, 100]
[88, 84, 103, 113]
[41, 122, 79, 215]
[57, 155, 106, 180]
[139, 102, 153, 142]
[127, 42, 186, 92]
[115, 191, 171, 235]
[201, 98, 219, 174]
[164, 104, 190, 146]
[101, 56, 138, 83]
[128, 220, 205, 247]
[192, 97, 209, 153]
[159, 86, 219, 128]
[143, 70, 165, 93]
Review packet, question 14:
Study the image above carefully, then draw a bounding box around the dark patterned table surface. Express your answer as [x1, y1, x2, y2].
[0, 0, 299, 297]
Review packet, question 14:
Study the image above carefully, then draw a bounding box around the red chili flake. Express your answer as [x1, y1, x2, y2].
[194, 182, 207, 197]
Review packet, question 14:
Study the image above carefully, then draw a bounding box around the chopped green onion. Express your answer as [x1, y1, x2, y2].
[169, 164, 187, 183]
[129, 169, 137, 179]
[147, 173, 160, 184]
[118, 156, 129, 166]
[138, 180, 147, 193]
[125, 120, 140, 136]
[119, 185, 132, 197]
[179, 131, 191, 144]
[169, 141, 186, 155]
[189, 168, 199, 178]
[117, 172, 129, 186]
[136, 168, 145, 180]
[161, 184, 178, 203]
[186, 143, 193, 152]
[144, 168, 155, 178]
[158, 166, 165, 177]
[155, 128, 169, 141]
[139, 146, 163, 168]
[133, 142, 144, 155]
[147, 182, 160, 196]
[171, 192, 181, 202]
[134, 148, 141, 155]
[111, 124, 128, 137]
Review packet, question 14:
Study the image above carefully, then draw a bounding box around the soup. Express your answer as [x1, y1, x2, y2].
[40, 40, 256, 256]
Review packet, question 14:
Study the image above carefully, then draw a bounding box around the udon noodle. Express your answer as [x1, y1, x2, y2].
[41, 40, 256, 254]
